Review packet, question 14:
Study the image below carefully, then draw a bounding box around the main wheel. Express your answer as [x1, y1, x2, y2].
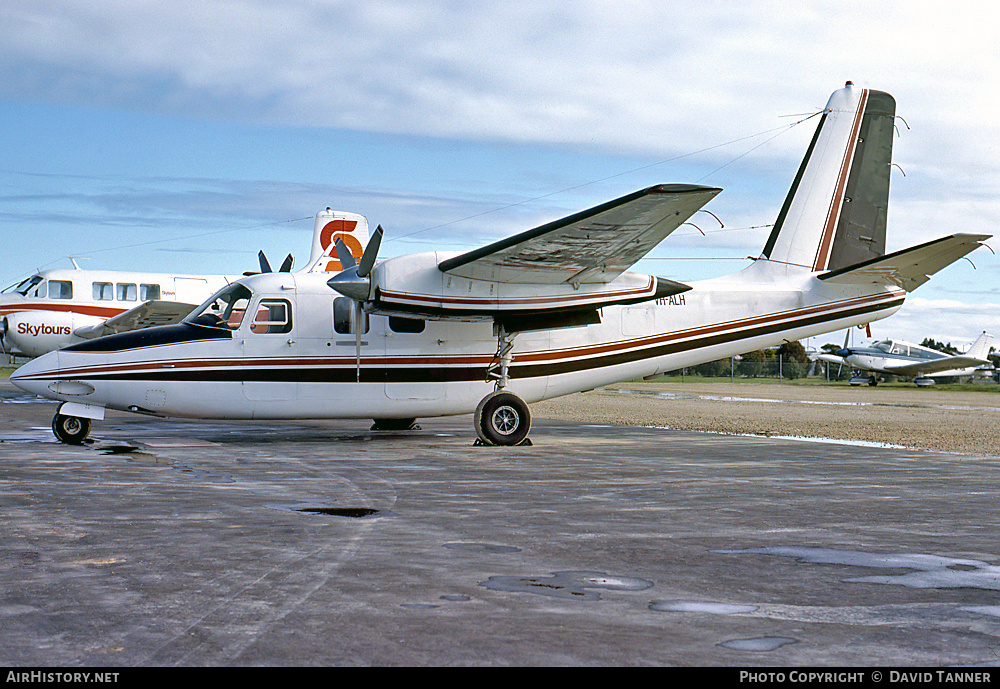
[474, 392, 531, 446]
[52, 413, 91, 445]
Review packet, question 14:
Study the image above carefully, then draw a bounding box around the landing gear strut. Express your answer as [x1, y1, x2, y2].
[475, 325, 531, 446]
[52, 413, 91, 445]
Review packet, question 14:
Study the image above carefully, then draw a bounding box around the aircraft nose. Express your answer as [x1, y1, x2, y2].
[836, 348, 852, 357]
[9, 350, 56, 395]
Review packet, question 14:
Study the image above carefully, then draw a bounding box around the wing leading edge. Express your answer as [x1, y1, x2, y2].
[438, 184, 722, 285]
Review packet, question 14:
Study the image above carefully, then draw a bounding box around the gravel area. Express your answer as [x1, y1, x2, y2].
[533, 380, 1000, 455]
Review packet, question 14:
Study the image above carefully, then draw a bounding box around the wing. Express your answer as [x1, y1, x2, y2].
[74, 300, 201, 339]
[438, 184, 722, 284]
[883, 355, 992, 377]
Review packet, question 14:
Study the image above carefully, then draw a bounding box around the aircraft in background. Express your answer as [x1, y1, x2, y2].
[1, 210, 369, 359]
[816, 331, 995, 386]
[11, 83, 993, 445]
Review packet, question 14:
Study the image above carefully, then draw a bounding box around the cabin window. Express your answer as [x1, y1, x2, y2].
[140, 283, 161, 301]
[388, 316, 425, 333]
[250, 299, 293, 334]
[93, 282, 113, 301]
[116, 283, 137, 301]
[49, 280, 72, 299]
[333, 297, 369, 335]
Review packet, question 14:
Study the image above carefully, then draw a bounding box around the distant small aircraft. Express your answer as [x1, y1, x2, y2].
[11, 83, 993, 445]
[816, 331, 995, 386]
[0, 210, 369, 359]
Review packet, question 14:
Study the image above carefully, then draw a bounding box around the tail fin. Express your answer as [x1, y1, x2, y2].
[762, 82, 897, 272]
[304, 209, 370, 273]
[965, 331, 994, 359]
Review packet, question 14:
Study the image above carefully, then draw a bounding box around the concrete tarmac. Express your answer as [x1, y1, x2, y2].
[3, 380, 1000, 667]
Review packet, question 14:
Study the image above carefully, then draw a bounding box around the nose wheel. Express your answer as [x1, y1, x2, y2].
[52, 412, 92, 445]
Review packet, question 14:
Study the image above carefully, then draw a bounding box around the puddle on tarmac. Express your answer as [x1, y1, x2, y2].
[444, 542, 521, 554]
[717, 546, 1000, 591]
[480, 570, 653, 601]
[649, 600, 759, 614]
[718, 636, 798, 652]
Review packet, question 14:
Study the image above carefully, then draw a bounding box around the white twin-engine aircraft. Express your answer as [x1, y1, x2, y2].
[0, 210, 370, 358]
[12, 84, 992, 445]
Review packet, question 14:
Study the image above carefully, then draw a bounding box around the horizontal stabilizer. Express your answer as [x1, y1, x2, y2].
[439, 184, 721, 285]
[817, 233, 991, 292]
[74, 300, 200, 339]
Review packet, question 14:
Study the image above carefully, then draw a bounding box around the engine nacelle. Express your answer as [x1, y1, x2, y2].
[1, 311, 99, 357]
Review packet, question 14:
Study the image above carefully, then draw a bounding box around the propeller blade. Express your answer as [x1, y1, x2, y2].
[279, 254, 294, 272]
[334, 238, 357, 271]
[355, 301, 363, 383]
[258, 251, 273, 273]
[357, 225, 383, 278]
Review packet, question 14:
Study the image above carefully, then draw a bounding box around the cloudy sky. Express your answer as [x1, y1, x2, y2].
[2, 0, 998, 349]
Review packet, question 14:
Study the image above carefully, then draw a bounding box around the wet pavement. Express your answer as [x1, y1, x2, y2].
[3, 381, 1000, 666]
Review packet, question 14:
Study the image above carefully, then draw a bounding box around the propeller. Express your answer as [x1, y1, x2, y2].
[327, 225, 383, 301]
[259, 251, 294, 273]
[326, 225, 384, 381]
[836, 328, 852, 358]
[836, 328, 851, 378]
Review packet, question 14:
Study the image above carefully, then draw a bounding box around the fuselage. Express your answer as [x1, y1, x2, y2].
[10, 259, 905, 421]
[842, 340, 989, 379]
[1, 268, 233, 357]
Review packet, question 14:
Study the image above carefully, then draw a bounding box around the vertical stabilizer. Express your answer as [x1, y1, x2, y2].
[762, 83, 896, 272]
[304, 210, 370, 272]
[965, 331, 994, 360]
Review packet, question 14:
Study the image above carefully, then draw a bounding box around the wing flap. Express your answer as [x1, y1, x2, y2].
[74, 300, 200, 339]
[818, 233, 991, 291]
[438, 184, 722, 284]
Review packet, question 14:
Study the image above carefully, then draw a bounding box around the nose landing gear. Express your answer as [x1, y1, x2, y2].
[52, 412, 92, 445]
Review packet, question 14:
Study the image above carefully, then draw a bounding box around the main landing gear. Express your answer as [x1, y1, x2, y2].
[52, 412, 91, 445]
[475, 325, 531, 446]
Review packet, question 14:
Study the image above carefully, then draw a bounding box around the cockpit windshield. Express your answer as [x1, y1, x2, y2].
[4, 275, 44, 296]
[872, 340, 893, 353]
[185, 283, 253, 330]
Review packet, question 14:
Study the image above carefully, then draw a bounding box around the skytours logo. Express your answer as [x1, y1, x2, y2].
[17, 322, 71, 337]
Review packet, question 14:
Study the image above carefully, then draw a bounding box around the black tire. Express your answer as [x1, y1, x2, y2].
[370, 418, 417, 431]
[52, 413, 91, 445]
[475, 392, 531, 446]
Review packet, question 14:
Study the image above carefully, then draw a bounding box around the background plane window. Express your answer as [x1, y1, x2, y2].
[389, 316, 425, 333]
[250, 299, 292, 334]
[49, 280, 72, 299]
[140, 283, 160, 301]
[116, 283, 137, 301]
[11, 276, 43, 296]
[93, 282, 113, 300]
[333, 297, 369, 335]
